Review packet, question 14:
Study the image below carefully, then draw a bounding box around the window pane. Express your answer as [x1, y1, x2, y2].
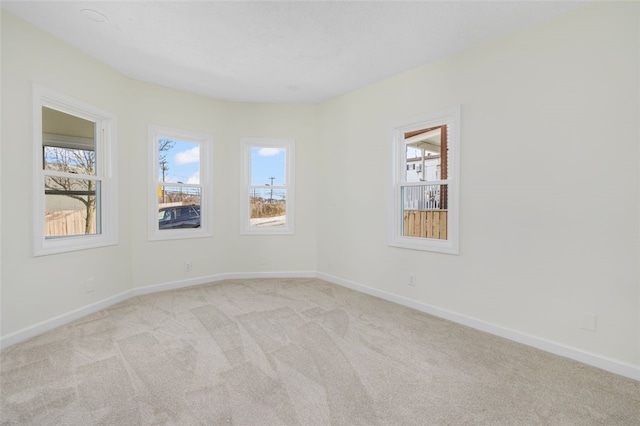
[44, 146, 95, 175]
[404, 125, 447, 182]
[402, 184, 447, 240]
[158, 139, 200, 185]
[158, 185, 201, 206]
[44, 176, 100, 238]
[150, 126, 213, 240]
[42, 106, 96, 175]
[251, 146, 286, 186]
[158, 186, 201, 230]
[250, 188, 286, 227]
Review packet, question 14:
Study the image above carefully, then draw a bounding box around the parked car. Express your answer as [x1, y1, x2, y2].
[159, 205, 201, 229]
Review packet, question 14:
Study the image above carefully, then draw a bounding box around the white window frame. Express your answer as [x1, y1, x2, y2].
[148, 125, 213, 241]
[240, 138, 295, 235]
[33, 84, 118, 256]
[389, 106, 460, 254]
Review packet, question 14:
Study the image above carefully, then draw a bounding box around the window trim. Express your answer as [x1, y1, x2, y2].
[33, 84, 118, 256]
[388, 106, 460, 254]
[148, 125, 213, 241]
[240, 138, 295, 235]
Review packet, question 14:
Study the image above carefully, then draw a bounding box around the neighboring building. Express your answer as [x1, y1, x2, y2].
[406, 154, 441, 183]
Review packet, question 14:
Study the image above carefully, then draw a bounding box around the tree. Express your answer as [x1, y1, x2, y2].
[158, 138, 175, 203]
[44, 146, 97, 234]
[158, 138, 175, 182]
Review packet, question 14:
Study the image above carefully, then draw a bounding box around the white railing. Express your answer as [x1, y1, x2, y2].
[403, 184, 444, 210]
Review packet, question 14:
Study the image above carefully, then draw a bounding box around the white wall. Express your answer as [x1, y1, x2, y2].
[0, 10, 318, 337]
[1, 3, 638, 374]
[0, 10, 133, 334]
[317, 2, 640, 368]
[213, 102, 318, 276]
[128, 93, 319, 288]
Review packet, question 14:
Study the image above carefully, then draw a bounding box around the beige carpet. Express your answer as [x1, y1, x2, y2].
[1, 278, 638, 425]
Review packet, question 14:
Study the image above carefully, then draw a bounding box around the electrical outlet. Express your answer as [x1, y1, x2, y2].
[85, 277, 95, 293]
[184, 261, 193, 273]
[408, 275, 417, 286]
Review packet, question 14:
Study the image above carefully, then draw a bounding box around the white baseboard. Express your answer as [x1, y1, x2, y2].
[2, 270, 638, 382]
[131, 270, 318, 296]
[0, 290, 133, 350]
[317, 272, 640, 382]
[0, 271, 316, 351]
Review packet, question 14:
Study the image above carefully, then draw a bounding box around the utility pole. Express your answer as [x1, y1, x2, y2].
[160, 160, 168, 203]
[268, 176, 275, 201]
[177, 181, 183, 203]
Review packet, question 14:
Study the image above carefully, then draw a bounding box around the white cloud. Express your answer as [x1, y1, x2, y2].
[175, 147, 200, 165]
[187, 171, 200, 184]
[258, 147, 281, 156]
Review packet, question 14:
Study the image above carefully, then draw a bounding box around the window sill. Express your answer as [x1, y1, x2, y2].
[148, 228, 213, 242]
[35, 236, 118, 257]
[388, 237, 459, 255]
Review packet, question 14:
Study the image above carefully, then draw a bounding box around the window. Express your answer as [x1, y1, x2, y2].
[148, 125, 212, 240]
[240, 138, 294, 235]
[389, 107, 460, 254]
[33, 85, 117, 256]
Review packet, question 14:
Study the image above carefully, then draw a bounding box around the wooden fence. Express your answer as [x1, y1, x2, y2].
[403, 210, 447, 240]
[45, 210, 93, 237]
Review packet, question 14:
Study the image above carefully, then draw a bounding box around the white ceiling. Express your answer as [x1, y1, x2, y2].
[2, 1, 586, 104]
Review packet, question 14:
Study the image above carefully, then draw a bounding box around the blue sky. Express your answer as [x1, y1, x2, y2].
[161, 140, 200, 184]
[160, 142, 286, 187]
[251, 147, 285, 186]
